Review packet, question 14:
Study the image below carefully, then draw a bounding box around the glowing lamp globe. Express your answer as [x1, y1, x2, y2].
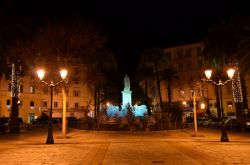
[60, 69, 68, 80]
[37, 69, 45, 80]
[205, 69, 212, 79]
[227, 69, 235, 79]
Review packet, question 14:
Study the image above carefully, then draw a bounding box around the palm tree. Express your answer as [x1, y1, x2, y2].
[204, 15, 250, 128]
[139, 47, 168, 110]
[1, 17, 35, 133]
[84, 47, 117, 129]
[161, 67, 178, 112]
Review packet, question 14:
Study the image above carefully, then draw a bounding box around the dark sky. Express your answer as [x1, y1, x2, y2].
[2, 0, 250, 76]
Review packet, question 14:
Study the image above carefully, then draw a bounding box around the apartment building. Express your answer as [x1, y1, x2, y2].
[0, 57, 94, 123]
[148, 42, 250, 117]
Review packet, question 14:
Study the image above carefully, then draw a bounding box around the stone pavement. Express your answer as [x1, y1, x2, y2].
[0, 127, 249, 165]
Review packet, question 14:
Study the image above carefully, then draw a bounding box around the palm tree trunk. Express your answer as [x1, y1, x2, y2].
[215, 86, 222, 119]
[9, 63, 20, 133]
[94, 85, 97, 130]
[96, 84, 100, 130]
[167, 81, 171, 111]
[154, 65, 163, 109]
[145, 77, 148, 98]
[235, 102, 244, 131]
[241, 76, 249, 118]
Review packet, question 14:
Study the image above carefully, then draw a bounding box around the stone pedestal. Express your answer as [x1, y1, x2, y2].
[121, 90, 132, 108]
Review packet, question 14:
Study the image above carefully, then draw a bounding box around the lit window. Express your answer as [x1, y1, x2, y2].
[30, 86, 35, 94]
[7, 99, 11, 108]
[30, 101, 35, 109]
[19, 85, 23, 93]
[18, 100, 23, 108]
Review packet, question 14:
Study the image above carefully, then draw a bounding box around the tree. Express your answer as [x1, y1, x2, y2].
[139, 47, 168, 110]
[2, 16, 107, 132]
[84, 47, 117, 129]
[204, 15, 250, 129]
[161, 67, 178, 112]
[1, 17, 35, 133]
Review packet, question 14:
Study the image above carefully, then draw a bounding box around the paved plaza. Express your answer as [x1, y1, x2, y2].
[0, 127, 250, 165]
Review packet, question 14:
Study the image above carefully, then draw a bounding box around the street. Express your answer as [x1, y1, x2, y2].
[0, 127, 250, 165]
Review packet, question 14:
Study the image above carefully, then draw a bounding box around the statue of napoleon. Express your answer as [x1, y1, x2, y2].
[124, 74, 130, 91]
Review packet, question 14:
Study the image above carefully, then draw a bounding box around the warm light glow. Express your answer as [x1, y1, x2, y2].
[201, 103, 205, 110]
[134, 104, 138, 108]
[205, 69, 212, 79]
[106, 102, 110, 106]
[37, 69, 45, 80]
[227, 68, 235, 79]
[182, 101, 187, 105]
[60, 69, 68, 79]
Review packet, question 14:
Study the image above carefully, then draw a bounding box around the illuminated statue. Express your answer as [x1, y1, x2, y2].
[124, 74, 130, 91]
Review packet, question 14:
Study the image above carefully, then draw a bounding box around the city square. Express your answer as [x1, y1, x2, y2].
[1, 1, 250, 164]
[0, 127, 250, 164]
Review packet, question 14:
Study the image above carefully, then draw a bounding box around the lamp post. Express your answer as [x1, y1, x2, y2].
[202, 68, 235, 142]
[37, 69, 68, 144]
[192, 90, 198, 137]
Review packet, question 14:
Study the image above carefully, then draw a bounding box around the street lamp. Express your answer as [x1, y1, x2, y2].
[202, 68, 235, 142]
[37, 69, 68, 144]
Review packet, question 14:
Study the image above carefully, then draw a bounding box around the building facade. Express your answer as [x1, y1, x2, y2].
[0, 58, 94, 123]
[147, 42, 250, 117]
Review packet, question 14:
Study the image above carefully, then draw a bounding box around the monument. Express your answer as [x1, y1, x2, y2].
[121, 74, 132, 109]
[107, 74, 147, 117]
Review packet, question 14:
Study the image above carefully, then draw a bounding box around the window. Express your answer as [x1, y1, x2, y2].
[73, 76, 79, 84]
[19, 85, 23, 93]
[196, 47, 202, 56]
[18, 100, 23, 108]
[54, 89, 59, 95]
[54, 102, 58, 108]
[30, 86, 35, 94]
[65, 89, 69, 96]
[227, 101, 233, 109]
[226, 85, 232, 95]
[30, 101, 35, 109]
[165, 52, 172, 60]
[7, 99, 11, 108]
[177, 50, 183, 58]
[186, 49, 191, 57]
[43, 87, 48, 95]
[73, 90, 80, 97]
[75, 102, 79, 109]
[179, 90, 185, 97]
[178, 63, 183, 71]
[8, 83, 11, 91]
[42, 101, 47, 108]
[209, 103, 213, 108]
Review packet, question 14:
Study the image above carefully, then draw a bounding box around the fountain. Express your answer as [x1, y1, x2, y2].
[107, 74, 147, 117]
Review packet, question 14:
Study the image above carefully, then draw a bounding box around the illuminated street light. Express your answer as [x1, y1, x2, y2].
[37, 69, 68, 144]
[200, 103, 205, 110]
[203, 68, 235, 142]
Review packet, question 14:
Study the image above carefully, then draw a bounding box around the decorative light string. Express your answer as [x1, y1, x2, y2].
[232, 62, 243, 103]
[11, 63, 21, 98]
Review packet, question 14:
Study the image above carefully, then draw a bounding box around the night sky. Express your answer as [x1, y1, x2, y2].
[1, 0, 250, 76]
